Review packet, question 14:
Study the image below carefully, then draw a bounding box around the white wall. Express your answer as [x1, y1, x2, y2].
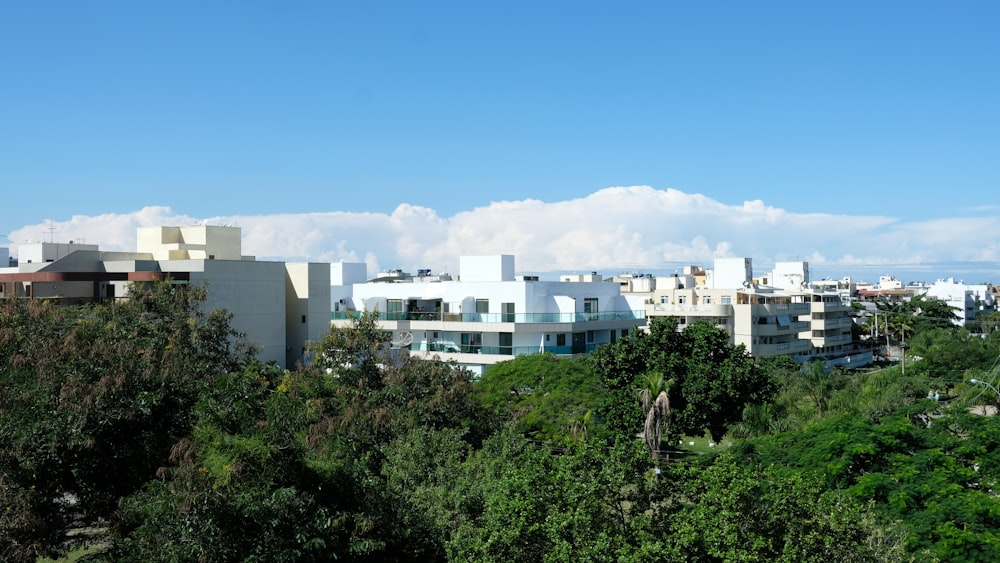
[771, 261, 810, 290]
[18, 242, 99, 264]
[710, 257, 753, 289]
[459, 255, 515, 282]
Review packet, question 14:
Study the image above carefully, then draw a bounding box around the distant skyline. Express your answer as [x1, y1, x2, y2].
[2, 3, 998, 283]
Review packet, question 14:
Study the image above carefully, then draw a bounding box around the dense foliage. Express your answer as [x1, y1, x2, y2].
[590, 317, 777, 444]
[735, 408, 1000, 561]
[0, 282, 254, 561]
[474, 353, 605, 443]
[5, 285, 1000, 561]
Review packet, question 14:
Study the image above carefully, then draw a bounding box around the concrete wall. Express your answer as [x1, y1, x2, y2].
[169, 260, 288, 366]
[710, 257, 753, 289]
[459, 255, 515, 282]
[138, 226, 244, 261]
[285, 262, 332, 367]
[770, 261, 810, 290]
[18, 242, 99, 264]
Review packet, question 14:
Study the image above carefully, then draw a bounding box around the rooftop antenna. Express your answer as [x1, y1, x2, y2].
[44, 221, 58, 243]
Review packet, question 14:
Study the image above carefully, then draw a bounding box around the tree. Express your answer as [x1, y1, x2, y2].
[107, 310, 489, 561]
[735, 407, 1000, 560]
[637, 371, 672, 457]
[590, 317, 776, 444]
[0, 281, 254, 562]
[446, 431, 663, 562]
[794, 360, 841, 416]
[661, 454, 908, 562]
[473, 353, 604, 443]
[906, 327, 998, 381]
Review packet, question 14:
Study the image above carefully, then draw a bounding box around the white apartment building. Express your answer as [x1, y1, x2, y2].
[633, 258, 870, 370]
[919, 278, 997, 327]
[0, 226, 330, 369]
[330, 254, 648, 377]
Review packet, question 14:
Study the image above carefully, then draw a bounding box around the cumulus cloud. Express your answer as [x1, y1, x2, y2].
[7, 186, 1000, 282]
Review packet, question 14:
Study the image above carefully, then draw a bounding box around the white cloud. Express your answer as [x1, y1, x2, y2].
[7, 186, 1000, 282]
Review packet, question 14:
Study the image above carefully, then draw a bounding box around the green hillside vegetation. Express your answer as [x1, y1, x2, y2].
[3, 282, 999, 561]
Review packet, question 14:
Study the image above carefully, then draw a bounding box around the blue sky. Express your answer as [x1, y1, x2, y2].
[2, 2, 998, 283]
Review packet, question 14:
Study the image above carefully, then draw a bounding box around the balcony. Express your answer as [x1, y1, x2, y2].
[411, 343, 603, 365]
[332, 310, 646, 323]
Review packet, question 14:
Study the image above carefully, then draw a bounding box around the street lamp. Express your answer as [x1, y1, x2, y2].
[969, 379, 1000, 415]
[970, 378, 1000, 397]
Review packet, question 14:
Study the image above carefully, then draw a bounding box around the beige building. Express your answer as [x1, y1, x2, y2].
[0, 225, 329, 369]
[622, 258, 870, 369]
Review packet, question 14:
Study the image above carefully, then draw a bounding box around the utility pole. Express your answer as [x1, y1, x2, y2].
[873, 309, 879, 360]
[901, 328, 906, 375]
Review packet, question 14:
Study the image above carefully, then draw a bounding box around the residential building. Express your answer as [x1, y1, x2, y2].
[330, 254, 648, 377]
[0, 226, 330, 369]
[919, 278, 997, 327]
[633, 258, 870, 370]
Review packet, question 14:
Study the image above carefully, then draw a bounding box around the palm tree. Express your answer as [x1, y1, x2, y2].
[730, 402, 790, 438]
[637, 371, 672, 459]
[569, 410, 593, 443]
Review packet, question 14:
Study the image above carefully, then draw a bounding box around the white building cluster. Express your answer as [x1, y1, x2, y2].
[4, 225, 996, 375]
[330, 254, 647, 377]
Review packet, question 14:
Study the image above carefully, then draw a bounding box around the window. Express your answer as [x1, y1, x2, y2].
[660, 296, 669, 304]
[703, 296, 712, 304]
[502, 302, 515, 322]
[721, 295, 732, 305]
[587, 330, 594, 342]
[583, 298, 599, 320]
[387, 299, 403, 318]
[557, 334, 566, 346]
[621, 329, 628, 338]
[475, 299, 489, 313]
[461, 332, 482, 353]
[677, 296, 687, 305]
[301, 315, 306, 323]
[499, 332, 513, 355]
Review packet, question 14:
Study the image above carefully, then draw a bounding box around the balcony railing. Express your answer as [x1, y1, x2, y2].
[415, 344, 601, 356]
[332, 310, 646, 323]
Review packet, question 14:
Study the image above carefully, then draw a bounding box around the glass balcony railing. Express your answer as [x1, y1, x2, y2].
[332, 310, 646, 323]
[413, 344, 600, 356]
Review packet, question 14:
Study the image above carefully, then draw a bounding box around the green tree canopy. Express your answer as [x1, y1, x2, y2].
[590, 317, 776, 444]
[0, 281, 254, 562]
[474, 353, 605, 443]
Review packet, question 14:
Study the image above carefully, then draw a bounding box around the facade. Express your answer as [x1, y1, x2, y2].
[330, 254, 648, 377]
[631, 258, 870, 370]
[919, 278, 997, 327]
[0, 226, 330, 369]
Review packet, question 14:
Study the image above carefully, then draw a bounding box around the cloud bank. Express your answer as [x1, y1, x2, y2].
[8, 186, 1000, 283]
